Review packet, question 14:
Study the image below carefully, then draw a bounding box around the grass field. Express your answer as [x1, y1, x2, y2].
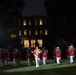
[0, 59, 76, 75]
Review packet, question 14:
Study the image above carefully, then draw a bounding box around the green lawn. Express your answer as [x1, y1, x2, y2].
[0, 59, 76, 75]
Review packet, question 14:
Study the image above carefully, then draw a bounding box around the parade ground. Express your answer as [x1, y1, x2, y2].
[0, 59, 76, 75]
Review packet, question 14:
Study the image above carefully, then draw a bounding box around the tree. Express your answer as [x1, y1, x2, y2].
[0, 0, 25, 47]
[0, 0, 25, 26]
[44, 0, 76, 44]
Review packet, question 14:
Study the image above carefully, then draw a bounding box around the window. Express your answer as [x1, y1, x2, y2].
[35, 19, 37, 25]
[40, 30, 43, 35]
[10, 34, 17, 38]
[37, 39, 43, 47]
[45, 29, 48, 35]
[24, 40, 29, 48]
[19, 31, 21, 36]
[24, 30, 27, 35]
[29, 30, 31, 35]
[35, 30, 38, 35]
[39, 19, 43, 25]
[28, 20, 31, 25]
[23, 20, 27, 26]
[31, 40, 36, 47]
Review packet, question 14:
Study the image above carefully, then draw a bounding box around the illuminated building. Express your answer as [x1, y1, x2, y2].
[9, 15, 48, 49]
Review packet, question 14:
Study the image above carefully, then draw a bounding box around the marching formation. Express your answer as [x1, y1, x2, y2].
[0, 44, 76, 68]
[0, 48, 21, 67]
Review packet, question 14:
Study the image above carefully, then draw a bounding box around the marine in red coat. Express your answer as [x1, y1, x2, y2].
[55, 47, 62, 64]
[42, 47, 48, 65]
[67, 46, 76, 63]
[33, 46, 42, 68]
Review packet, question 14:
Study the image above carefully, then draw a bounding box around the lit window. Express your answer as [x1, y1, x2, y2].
[37, 39, 43, 47]
[24, 30, 27, 35]
[24, 40, 29, 48]
[40, 30, 43, 35]
[39, 19, 43, 25]
[29, 30, 31, 35]
[19, 31, 21, 36]
[10, 34, 17, 38]
[29, 20, 31, 25]
[45, 29, 48, 35]
[31, 40, 36, 47]
[35, 30, 38, 35]
[23, 20, 27, 26]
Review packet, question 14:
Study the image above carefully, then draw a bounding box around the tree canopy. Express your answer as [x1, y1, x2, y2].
[0, 0, 25, 27]
[44, 0, 76, 46]
[0, 0, 25, 47]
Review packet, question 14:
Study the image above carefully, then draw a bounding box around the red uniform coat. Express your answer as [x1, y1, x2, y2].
[34, 49, 42, 58]
[26, 53, 33, 58]
[12, 51, 17, 59]
[67, 49, 76, 56]
[0, 51, 2, 59]
[42, 50, 48, 58]
[55, 50, 62, 58]
[16, 51, 21, 59]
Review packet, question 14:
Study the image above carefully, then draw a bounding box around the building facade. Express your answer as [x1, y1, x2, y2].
[10, 15, 48, 49]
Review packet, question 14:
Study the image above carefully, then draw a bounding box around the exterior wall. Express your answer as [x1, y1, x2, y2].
[10, 15, 48, 49]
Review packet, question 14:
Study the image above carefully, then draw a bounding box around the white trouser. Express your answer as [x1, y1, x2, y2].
[5, 58, 8, 65]
[17, 59, 20, 65]
[0, 59, 2, 67]
[70, 56, 74, 63]
[56, 57, 61, 64]
[7, 58, 10, 65]
[13, 59, 17, 66]
[43, 58, 47, 65]
[27, 58, 32, 66]
[35, 57, 40, 68]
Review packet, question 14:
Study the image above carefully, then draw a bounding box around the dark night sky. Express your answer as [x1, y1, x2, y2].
[22, 0, 47, 16]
